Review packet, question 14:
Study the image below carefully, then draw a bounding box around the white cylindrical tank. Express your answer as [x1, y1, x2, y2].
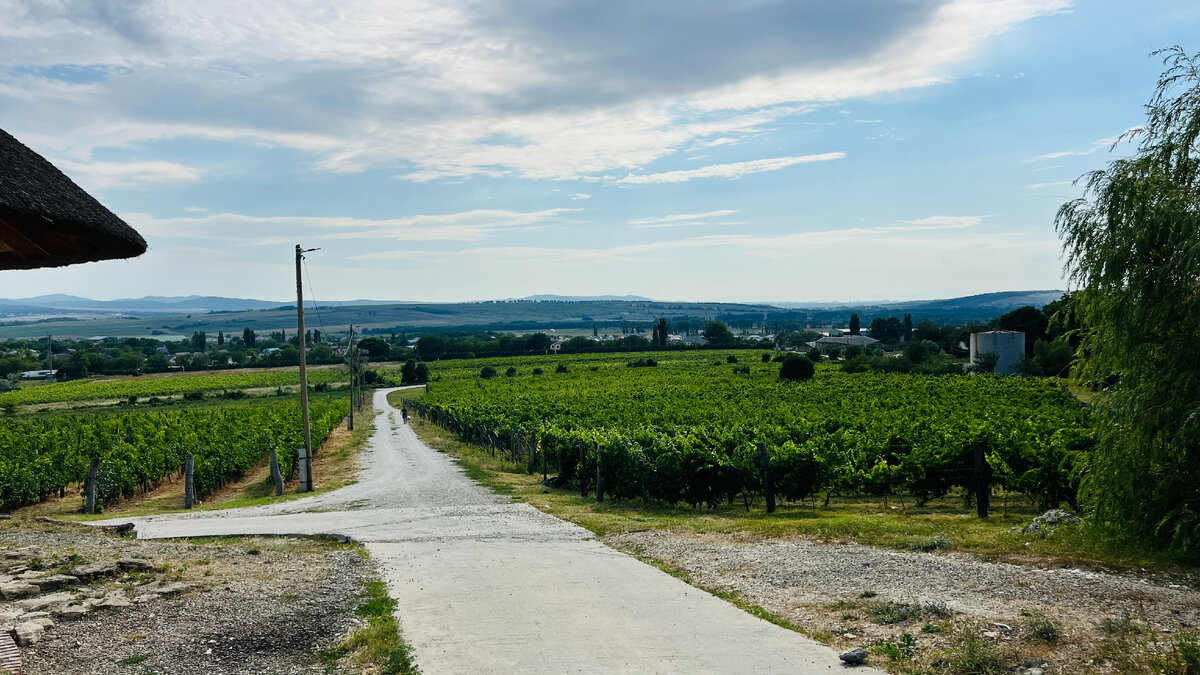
[970, 331, 1025, 375]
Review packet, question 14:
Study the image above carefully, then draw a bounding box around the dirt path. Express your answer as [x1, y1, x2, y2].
[93, 388, 875, 674]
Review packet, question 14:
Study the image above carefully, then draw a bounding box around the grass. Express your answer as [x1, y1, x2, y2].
[318, 579, 420, 674]
[397, 394, 1192, 573]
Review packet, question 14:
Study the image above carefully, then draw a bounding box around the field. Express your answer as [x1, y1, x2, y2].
[0, 365, 351, 407]
[405, 351, 1091, 516]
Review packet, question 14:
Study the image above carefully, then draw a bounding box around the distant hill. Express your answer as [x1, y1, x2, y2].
[520, 294, 654, 302]
[0, 290, 1065, 339]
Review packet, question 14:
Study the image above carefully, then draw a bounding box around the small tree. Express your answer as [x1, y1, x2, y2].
[479, 366, 498, 379]
[702, 320, 734, 347]
[779, 354, 815, 381]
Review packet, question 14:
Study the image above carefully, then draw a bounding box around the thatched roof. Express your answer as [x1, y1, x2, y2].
[0, 128, 146, 270]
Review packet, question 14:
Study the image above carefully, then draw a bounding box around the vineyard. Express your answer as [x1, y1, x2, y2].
[406, 351, 1092, 512]
[0, 398, 348, 512]
[0, 367, 352, 407]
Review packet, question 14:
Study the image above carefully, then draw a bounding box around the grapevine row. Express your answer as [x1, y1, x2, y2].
[0, 398, 347, 511]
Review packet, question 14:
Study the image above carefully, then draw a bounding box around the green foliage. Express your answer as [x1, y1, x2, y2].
[1056, 48, 1200, 552]
[849, 314, 861, 335]
[505, 366, 518, 377]
[0, 368, 348, 407]
[948, 630, 1003, 674]
[626, 358, 658, 368]
[870, 633, 918, 660]
[702, 320, 734, 347]
[479, 366, 498, 379]
[411, 351, 1089, 514]
[779, 354, 814, 381]
[0, 398, 347, 510]
[1023, 610, 1060, 643]
[868, 602, 922, 625]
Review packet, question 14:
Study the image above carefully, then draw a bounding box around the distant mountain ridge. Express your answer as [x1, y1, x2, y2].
[520, 294, 654, 302]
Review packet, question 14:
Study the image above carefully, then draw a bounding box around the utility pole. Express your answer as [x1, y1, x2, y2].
[295, 244, 318, 491]
[347, 324, 355, 431]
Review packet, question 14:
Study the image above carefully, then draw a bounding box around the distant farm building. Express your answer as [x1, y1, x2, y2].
[809, 335, 880, 352]
[970, 331, 1025, 375]
[20, 369, 56, 380]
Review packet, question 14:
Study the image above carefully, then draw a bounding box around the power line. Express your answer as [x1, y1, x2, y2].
[301, 256, 327, 336]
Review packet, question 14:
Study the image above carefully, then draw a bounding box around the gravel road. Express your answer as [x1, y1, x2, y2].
[94, 388, 876, 674]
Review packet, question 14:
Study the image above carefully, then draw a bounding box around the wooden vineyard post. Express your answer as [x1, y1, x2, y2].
[84, 457, 99, 515]
[974, 442, 991, 518]
[269, 447, 284, 496]
[184, 455, 195, 509]
[595, 443, 604, 504]
[757, 443, 776, 514]
[541, 436, 548, 484]
[299, 445, 311, 493]
[578, 441, 587, 497]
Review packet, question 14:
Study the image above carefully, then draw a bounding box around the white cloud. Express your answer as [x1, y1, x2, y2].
[123, 208, 579, 244]
[1027, 180, 1074, 189]
[569, 193, 591, 200]
[56, 159, 203, 189]
[615, 153, 845, 185]
[899, 215, 989, 228]
[0, 0, 1071, 183]
[628, 210, 739, 226]
[1025, 129, 1138, 162]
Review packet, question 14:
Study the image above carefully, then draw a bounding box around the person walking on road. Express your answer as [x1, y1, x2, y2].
[401, 407, 410, 424]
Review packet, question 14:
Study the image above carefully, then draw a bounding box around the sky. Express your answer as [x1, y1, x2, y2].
[1, 0, 1197, 303]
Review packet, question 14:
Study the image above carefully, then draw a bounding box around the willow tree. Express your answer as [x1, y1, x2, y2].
[1056, 47, 1200, 551]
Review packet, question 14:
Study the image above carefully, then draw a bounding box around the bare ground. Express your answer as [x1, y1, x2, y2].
[1, 520, 368, 674]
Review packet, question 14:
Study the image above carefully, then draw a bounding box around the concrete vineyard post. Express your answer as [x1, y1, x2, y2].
[269, 447, 284, 496]
[84, 457, 99, 514]
[527, 434, 536, 475]
[578, 441, 586, 497]
[299, 445, 311, 493]
[595, 443, 604, 503]
[757, 443, 776, 514]
[184, 455, 195, 509]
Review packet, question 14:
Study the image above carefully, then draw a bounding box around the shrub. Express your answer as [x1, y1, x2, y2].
[182, 391, 204, 401]
[949, 630, 1002, 674]
[627, 358, 657, 368]
[761, 353, 772, 363]
[779, 354, 815, 381]
[771, 354, 786, 362]
[532, 368, 544, 375]
[727, 355, 739, 364]
[555, 364, 569, 374]
[806, 347, 822, 362]
[1024, 611, 1060, 643]
[479, 366, 498, 379]
[869, 602, 922, 624]
[505, 366, 518, 377]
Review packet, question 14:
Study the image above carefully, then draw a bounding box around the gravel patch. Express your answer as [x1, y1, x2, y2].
[2, 523, 368, 674]
[608, 530, 1200, 671]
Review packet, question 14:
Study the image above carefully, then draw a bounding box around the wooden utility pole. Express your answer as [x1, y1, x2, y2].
[347, 324, 356, 431]
[296, 244, 314, 491]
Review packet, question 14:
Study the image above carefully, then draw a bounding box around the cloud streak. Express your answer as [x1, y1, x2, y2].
[615, 153, 845, 185]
